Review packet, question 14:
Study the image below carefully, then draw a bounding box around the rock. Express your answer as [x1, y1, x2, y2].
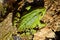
[0, 13, 17, 39]
[33, 27, 55, 40]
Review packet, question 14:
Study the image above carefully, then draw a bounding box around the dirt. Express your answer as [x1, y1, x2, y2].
[0, 0, 60, 40]
[43, 0, 60, 31]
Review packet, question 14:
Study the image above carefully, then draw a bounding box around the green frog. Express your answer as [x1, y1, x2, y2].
[17, 7, 46, 34]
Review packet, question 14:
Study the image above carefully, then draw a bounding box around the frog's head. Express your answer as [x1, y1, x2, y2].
[38, 7, 46, 19]
[39, 7, 46, 13]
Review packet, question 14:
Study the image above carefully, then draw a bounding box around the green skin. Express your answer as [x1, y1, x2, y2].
[18, 8, 46, 34]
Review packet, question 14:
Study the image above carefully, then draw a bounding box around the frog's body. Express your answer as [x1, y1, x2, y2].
[18, 8, 46, 33]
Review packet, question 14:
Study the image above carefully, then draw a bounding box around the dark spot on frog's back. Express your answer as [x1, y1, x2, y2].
[12, 35, 22, 40]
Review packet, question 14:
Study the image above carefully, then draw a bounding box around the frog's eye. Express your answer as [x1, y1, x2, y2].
[39, 12, 43, 16]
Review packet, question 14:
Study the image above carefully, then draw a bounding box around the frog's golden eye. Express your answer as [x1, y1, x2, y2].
[40, 12, 43, 16]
